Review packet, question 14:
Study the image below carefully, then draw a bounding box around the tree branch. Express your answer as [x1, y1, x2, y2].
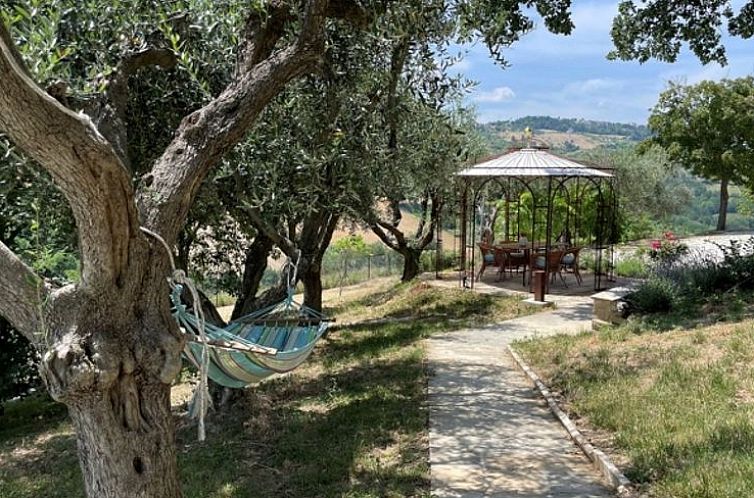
[389, 198, 402, 227]
[418, 193, 442, 249]
[0, 242, 47, 343]
[138, 0, 331, 244]
[241, 205, 298, 258]
[317, 213, 340, 254]
[369, 222, 399, 251]
[86, 47, 178, 169]
[238, 0, 368, 72]
[0, 22, 139, 290]
[387, 38, 409, 151]
[414, 190, 430, 239]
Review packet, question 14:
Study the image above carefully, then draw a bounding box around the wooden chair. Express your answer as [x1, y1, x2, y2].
[560, 246, 583, 286]
[477, 243, 503, 280]
[528, 249, 567, 288]
[502, 247, 528, 278]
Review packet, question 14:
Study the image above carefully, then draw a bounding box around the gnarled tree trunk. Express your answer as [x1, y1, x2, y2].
[38, 244, 184, 498]
[0, 1, 358, 495]
[231, 233, 275, 320]
[399, 246, 422, 281]
[302, 263, 324, 311]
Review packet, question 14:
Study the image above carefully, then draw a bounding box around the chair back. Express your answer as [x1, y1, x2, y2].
[478, 243, 502, 267]
[561, 246, 582, 266]
[532, 250, 565, 272]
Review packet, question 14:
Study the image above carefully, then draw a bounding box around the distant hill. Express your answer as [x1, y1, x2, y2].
[477, 116, 650, 155]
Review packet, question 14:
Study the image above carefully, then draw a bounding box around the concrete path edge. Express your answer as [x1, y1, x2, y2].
[508, 345, 635, 497]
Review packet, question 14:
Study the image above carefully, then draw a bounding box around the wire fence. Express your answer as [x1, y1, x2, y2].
[320, 252, 403, 289]
[204, 249, 460, 306]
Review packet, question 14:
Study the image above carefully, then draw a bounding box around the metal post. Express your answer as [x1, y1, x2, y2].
[368, 254, 372, 280]
[544, 177, 554, 295]
[470, 189, 477, 289]
[435, 203, 443, 278]
[533, 270, 546, 302]
[459, 184, 468, 288]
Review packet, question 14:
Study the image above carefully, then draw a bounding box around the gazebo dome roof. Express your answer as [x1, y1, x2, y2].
[457, 147, 612, 178]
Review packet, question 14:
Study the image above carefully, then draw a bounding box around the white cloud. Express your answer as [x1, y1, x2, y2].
[564, 78, 624, 94]
[474, 86, 516, 102]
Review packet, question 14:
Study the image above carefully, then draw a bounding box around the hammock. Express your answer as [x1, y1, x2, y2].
[171, 285, 330, 388]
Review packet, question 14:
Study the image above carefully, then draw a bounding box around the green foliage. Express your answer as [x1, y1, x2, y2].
[419, 249, 456, 272]
[626, 277, 679, 314]
[614, 256, 649, 278]
[0, 320, 39, 403]
[331, 234, 369, 256]
[578, 145, 687, 241]
[610, 1, 754, 65]
[0, 142, 77, 401]
[626, 237, 754, 320]
[673, 238, 754, 298]
[647, 78, 754, 187]
[645, 231, 689, 274]
[643, 78, 754, 231]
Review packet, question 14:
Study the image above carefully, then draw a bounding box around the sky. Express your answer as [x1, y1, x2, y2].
[459, 0, 754, 125]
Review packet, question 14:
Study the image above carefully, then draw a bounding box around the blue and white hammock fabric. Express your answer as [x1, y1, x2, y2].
[172, 286, 330, 388]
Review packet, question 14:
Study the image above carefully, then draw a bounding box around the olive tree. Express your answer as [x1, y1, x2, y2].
[645, 78, 754, 231]
[0, 1, 366, 495]
[0, 0, 576, 496]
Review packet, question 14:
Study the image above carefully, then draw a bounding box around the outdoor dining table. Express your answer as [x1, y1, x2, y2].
[492, 243, 544, 286]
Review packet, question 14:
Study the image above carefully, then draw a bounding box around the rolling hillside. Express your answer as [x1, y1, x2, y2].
[477, 116, 649, 155]
[331, 117, 648, 250]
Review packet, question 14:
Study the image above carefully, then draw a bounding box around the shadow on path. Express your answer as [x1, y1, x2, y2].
[427, 297, 613, 497]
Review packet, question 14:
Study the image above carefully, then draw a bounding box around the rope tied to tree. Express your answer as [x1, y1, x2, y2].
[139, 226, 211, 442]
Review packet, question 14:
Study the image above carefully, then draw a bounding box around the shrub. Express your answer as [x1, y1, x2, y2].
[645, 231, 688, 276]
[626, 277, 678, 314]
[420, 250, 457, 272]
[615, 255, 649, 278]
[712, 237, 754, 290]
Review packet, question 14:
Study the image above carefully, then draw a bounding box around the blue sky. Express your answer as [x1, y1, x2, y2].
[459, 1, 754, 124]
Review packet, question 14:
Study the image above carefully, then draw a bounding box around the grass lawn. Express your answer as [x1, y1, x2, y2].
[0, 280, 531, 497]
[515, 318, 754, 498]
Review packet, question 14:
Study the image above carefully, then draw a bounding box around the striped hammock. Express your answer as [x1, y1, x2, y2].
[172, 286, 329, 388]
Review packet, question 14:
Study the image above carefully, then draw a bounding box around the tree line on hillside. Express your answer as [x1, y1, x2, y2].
[479, 116, 650, 140]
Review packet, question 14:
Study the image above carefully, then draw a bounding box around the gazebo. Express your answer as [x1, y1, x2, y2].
[454, 143, 618, 293]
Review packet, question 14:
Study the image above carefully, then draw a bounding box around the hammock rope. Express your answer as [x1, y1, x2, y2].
[140, 227, 211, 441]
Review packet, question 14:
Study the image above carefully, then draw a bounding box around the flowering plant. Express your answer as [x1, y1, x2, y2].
[647, 231, 688, 268]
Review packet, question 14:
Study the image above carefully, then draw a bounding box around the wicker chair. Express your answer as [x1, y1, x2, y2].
[560, 246, 583, 286]
[477, 244, 504, 280]
[529, 249, 567, 287]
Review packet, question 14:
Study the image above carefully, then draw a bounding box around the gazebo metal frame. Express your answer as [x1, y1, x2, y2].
[454, 144, 618, 292]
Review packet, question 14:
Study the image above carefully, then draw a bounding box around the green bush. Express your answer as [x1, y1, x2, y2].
[677, 263, 734, 296]
[626, 277, 678, 314]
[615, 256, 649, 278]
[420, 250, 457, 272]
[661, 238, 754, 297]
